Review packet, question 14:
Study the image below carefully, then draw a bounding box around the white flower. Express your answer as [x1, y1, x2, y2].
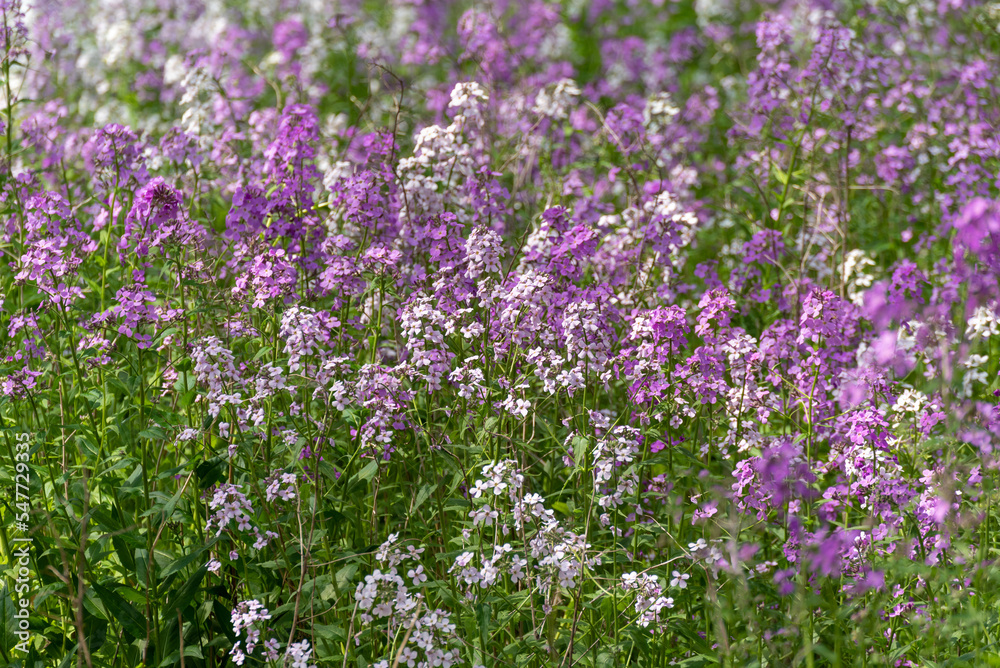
[839, 249, 876, 307]
[643, 92, 680, 131]
[470, 505, 498, 527]
[532, 78, 581, 119]
[967, 303, 1000, 339]
[286, 639, 317, 668]
[448, 81, 489, 122]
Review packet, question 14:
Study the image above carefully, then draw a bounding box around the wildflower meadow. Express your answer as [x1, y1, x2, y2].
[2, 0, 1000, 666]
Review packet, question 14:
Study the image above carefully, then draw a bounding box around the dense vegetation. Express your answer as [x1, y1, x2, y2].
[2, 0, 1000, 666]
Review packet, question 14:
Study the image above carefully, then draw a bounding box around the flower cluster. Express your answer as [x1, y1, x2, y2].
[3, 0, 1000, 666]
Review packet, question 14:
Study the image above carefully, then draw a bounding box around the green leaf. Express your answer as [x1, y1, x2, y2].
[158, 646, 204, 667]
[353, 460, 379, 484]
[143, 482, 186, 525]
[572, 434, 589, 470]
[107, 376, 132, 398]
[161, 543, 211, 579]
[413, 483, 434, 512]
[321, 583, 337, 601]
[92, 582, 148, 639]
[674, 657, 715, 667]
[112, 535, 136, 573]
[173, 372, 196, 394]
[319, 460, 342, 484]
[476, 602, 491, 653]
[58, 649, 77, 668]
[155, 462, 190, 481]
[335, 562, 358, 590]
[312, 623, 345, 644]
[121, 465, 144, 494]
[771, 163, 789, 186]
[196, 457, 226, 489]
[179, 389, 197, 408]
[0, 586, 17, 651]
[89, 505, 121, 531]
[135, 549, 152, 589]
[153, 327, 179, 347]
[212, 600, 237, 643]
[101, 456, 138, 476]
[161, 565, 207, 621]
[300, 574, 334, 601]
[448, 470, 464, 495]
[84, 611, 108, 653]
[139, 427, 169, 441]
